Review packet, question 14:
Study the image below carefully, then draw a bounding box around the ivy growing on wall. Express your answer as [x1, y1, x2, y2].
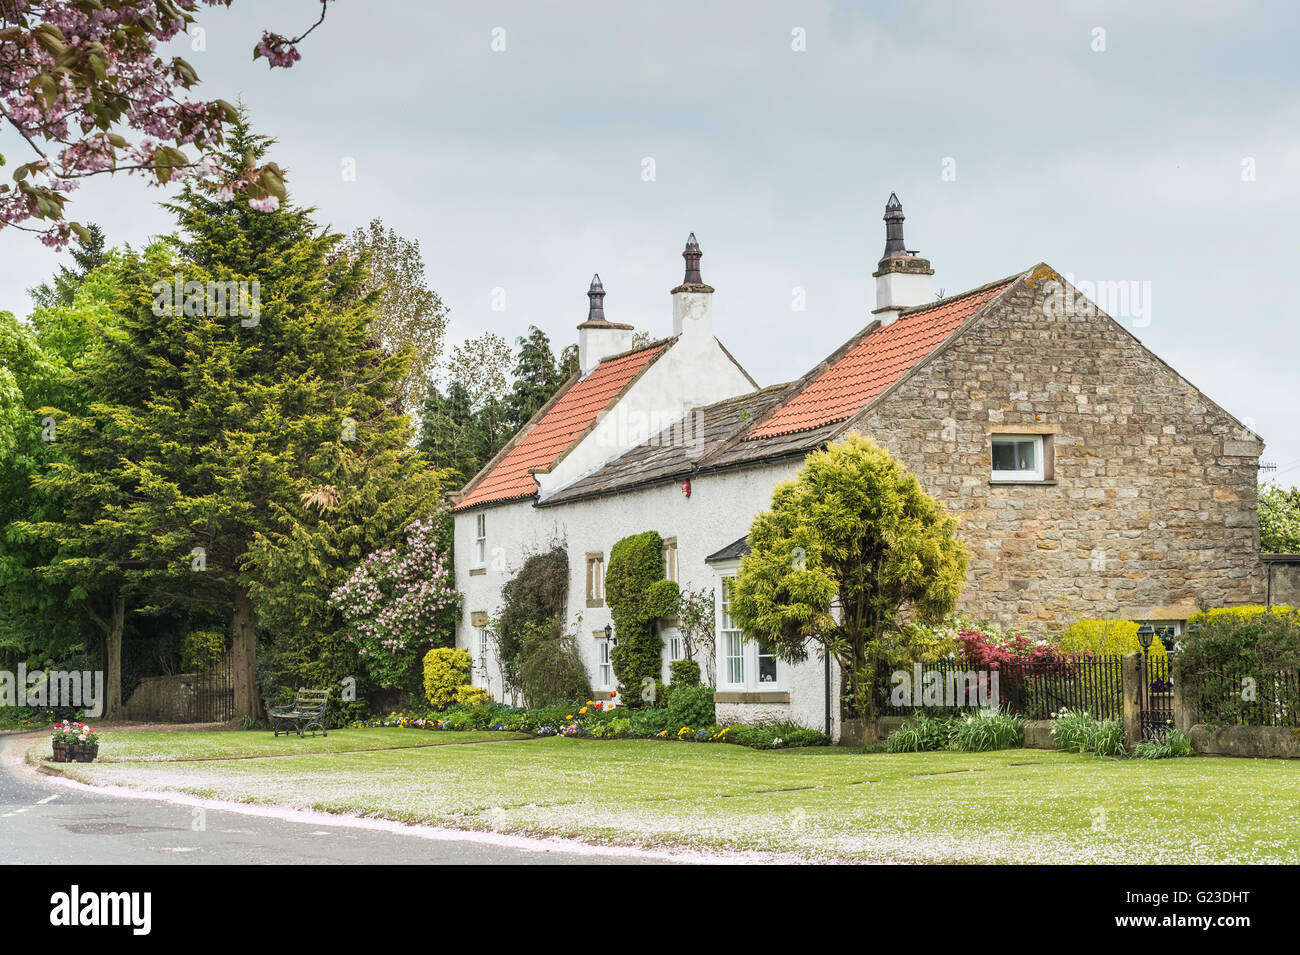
[605, 530, 679, 707]
[497, 544, 581, 705]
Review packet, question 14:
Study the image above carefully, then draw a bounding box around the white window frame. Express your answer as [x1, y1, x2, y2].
[596, 637, 613, 690]
[716, 571, 783, 691]
[473, 513, 487, 567]
[990, 434, 1045, 482]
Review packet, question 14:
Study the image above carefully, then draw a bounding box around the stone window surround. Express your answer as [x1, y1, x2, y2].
[586, 552, 605, 608]
[662, 536, 678, 582]
[988, 423, 1058, 485]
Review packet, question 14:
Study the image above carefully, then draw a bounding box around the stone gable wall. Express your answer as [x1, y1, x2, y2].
[854, 270, 1263, 631]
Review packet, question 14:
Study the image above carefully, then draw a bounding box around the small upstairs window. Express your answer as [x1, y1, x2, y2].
[991, 434, 1045, 482]
[473, 513, 487, 566]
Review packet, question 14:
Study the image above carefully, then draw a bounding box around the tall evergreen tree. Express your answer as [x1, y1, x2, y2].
[504, 326, 560, 432]
[26, 116, 442, 719]
[29, 223, 110, 309]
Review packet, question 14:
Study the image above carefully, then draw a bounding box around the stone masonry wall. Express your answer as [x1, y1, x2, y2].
[855, 267, 1263, 632]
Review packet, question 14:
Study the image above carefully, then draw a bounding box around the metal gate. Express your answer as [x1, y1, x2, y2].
[193, 651, 235, 723]
[1138, 653, 1174, 740]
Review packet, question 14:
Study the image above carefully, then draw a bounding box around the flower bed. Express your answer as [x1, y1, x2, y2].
[352, 694, 828, 750]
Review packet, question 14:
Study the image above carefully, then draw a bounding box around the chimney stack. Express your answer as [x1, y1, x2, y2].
[671, 233, 714, 338]
[577, 274, 636, 374]
[872, 194, 933, 325]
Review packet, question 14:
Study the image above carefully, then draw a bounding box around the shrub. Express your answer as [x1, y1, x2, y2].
[423, 648, 472, 710]
[456, 685, 493, 707]
[1176, 608, 1300, 725]
[948, 710, 1025, 752]
[180, 629, 226, 672]
[515, 619, 591, 708]
[629, 706, 674, 737]
[727, 721, 828, 749]
[669, 659, 701, 687]
[606, 531, 679, 707]
[666, 683, 715, 729]
[1187, 605, 1297, 626]
[886, 713, 956, 752]
[497, 546, 569, 698]
[1058, 619, 1167, 659]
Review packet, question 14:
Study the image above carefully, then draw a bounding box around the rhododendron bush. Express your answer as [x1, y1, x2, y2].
[329, 512, 462, 689]
[0, 0, 333, 245]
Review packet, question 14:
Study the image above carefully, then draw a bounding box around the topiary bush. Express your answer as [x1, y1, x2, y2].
[423, 647, 473, 710]
[605, 530, 678, 707]
[456, 685, 493, 707]
[669, 659, 701, 686]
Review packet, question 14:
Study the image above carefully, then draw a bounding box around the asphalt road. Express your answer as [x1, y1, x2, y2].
[0, 735, 658, 865]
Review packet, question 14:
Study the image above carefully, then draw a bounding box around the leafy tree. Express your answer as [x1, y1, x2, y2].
[30, 223, 108, 308]
[340, 217, 449, 411]
[0, 1, 331, 244]
[416, 381, 479, 483]
[728, 433, 969, 738]
[504, 326, 561, 432]
[24, 118, 423, 719]
[1260, 483, 1300, 553]
[441, 332, 514, 481]
[605, 530, 678, 707]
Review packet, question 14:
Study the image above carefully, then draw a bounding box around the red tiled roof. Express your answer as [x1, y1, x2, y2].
[455, 343, 668, 510]
[745, 280, 1013, 439]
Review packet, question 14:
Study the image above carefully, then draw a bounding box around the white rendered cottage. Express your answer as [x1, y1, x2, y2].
[450, 198, 1264, 740]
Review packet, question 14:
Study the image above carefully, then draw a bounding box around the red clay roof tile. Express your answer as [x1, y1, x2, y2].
[745, 280, 1012, 440]
[455, 343, 668, 510]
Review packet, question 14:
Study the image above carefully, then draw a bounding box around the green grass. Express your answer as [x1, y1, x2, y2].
[28, 727, 528, 762]
[37, 731, 1300, 863]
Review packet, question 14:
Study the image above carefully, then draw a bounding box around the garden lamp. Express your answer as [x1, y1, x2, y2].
[604, 623, 614, 645]
[1136, 624, 1155, 651]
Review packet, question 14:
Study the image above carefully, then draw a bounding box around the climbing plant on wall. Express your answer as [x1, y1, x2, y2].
[605, 531, 679, 707]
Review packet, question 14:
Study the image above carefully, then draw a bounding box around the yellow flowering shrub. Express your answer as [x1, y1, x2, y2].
[1188, 605, 1295, 626]
[423, 647, 473, 709]
[1058, 619, 1167, 659]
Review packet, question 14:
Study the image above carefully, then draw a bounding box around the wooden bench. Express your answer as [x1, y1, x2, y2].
[269, 688, 330, 738]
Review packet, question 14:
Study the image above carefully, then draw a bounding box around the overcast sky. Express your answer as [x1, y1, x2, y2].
[3, 1, 1297, 480]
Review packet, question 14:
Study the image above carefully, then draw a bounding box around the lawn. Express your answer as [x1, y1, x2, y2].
[35, 731, 1300, 863]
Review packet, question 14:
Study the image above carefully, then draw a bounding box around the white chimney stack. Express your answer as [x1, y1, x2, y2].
[671, 233, 713, 339]
[872, 193, 933, 325]
[577, 274, 636, 374]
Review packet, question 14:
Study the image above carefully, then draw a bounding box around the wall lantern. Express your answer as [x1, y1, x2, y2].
[604, 623, 615, 645]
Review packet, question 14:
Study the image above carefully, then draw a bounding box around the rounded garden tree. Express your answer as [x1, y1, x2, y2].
[728, 433, 968, 740]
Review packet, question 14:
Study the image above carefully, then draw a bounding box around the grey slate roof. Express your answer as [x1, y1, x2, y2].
[539, 384, 795, 506]
[704, 535, 751, 563]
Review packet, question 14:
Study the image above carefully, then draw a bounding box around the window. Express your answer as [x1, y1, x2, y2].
[719, 575, 783, 690]
[720, 577, 746, 686]
[991, 434, 1045, 482]
[1142, 619, 1184, 649]
[597, 637, 613, 689]
[668, 635, 684, 661]
[662, 537, 678, 582]
[473, 513, 487, 566]
[586, 553, 604, 607]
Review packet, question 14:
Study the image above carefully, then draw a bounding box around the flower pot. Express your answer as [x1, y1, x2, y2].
[69, 743, 99, 763]
[52, 741, 69, 763]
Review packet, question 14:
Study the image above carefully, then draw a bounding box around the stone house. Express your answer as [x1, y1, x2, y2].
[449, 196, 1265, 738]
